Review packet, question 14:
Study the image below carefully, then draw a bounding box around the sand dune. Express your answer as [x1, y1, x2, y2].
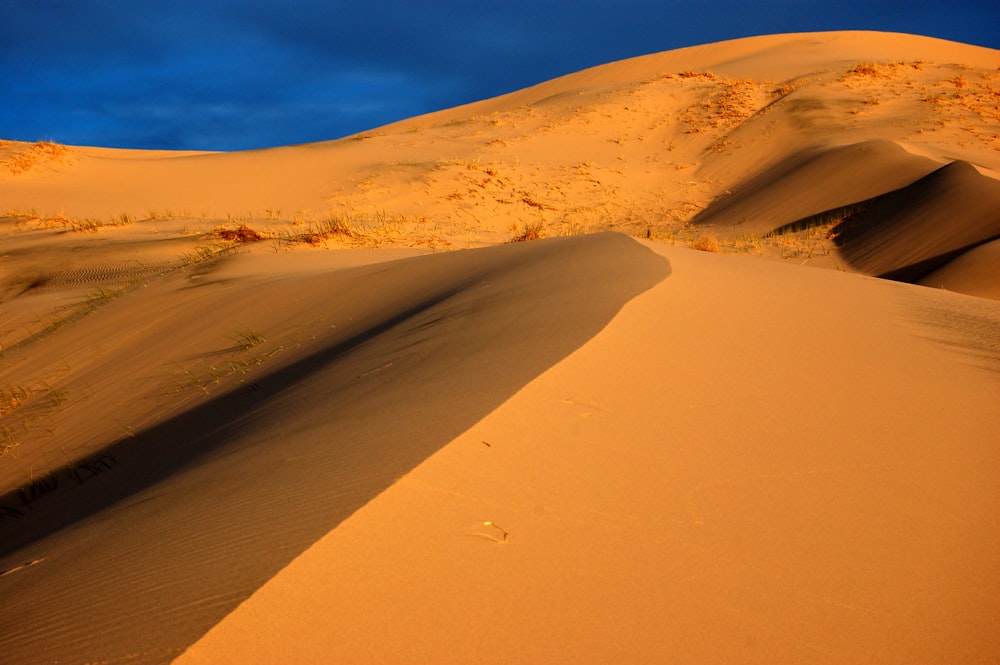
[3, 30, 998, 291]
[1, 31, 998, 664]
[829, 160, 1000, 281]
[691, 139, 939, 234]
[919, 239, 1000, 299]
[179, 242, 999, 665]
[0, 234, 665, 663]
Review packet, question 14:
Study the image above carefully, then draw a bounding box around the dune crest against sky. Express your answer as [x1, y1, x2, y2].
[0, 31, 998, 664]
[3, 31, 998, 296]
[3, 3, 997, 151]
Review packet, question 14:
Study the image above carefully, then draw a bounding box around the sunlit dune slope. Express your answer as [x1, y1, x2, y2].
[177, 241, 1000, 665]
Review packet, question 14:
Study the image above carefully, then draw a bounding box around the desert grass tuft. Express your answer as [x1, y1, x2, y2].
[215, 223, 267, 243]
[181, 244, 234, 266]
[2, 140, 70, 175]
[229, 330, 266, 351]
[692, 234, 721, 253]
[508, 221, 544, 243]
[679, 70, 717, 80]
[0, 385, 35, 418]
[277, 213, 368, 246]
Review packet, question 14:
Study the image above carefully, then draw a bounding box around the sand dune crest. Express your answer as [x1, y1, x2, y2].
[0, 30, 997, 664]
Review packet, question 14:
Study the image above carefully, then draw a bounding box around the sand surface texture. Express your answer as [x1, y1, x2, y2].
[0, 31, 998, 664]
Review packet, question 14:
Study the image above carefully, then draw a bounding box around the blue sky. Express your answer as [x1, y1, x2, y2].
[1, 0, 997, 151]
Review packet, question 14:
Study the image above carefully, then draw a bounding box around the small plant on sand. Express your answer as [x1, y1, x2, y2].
[508, 221, 544, 243]
[229, 330, 266, 351]
[730, 233, 763, 254]
[68, 217, 102, 232]
[0, 382, 58, 458]
[692, 234, 721, 253]
[327, 214, 360, 236]
[181, 244, 232, 265]
[166, 341, 283, 397]
[841, 62, 902, 83]
[0, 428, 20, 458]
[0, 385, 34, 418]
[2, 140, 69, 175]
[215, 223, 266, 243]
[848, 62, 881, 77]
[301, 214, 363, 244]
[679, 70, 717, 80]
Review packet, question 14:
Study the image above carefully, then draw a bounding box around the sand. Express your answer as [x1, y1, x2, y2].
[177, 242, 1000, 665]
[0, 30, 998, 664]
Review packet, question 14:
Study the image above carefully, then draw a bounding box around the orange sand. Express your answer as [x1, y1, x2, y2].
[0, 31, 997, 664]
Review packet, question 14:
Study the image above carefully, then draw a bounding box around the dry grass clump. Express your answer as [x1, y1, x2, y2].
[848, 63, 883, 77]
[692, 234, 721, 253]
[1, 140, 70, 175]
[679, 70, 717, 80]
[215, 223, 267, 243]
[0, 385, 36, 418]
[302, 216, 362, 244]
[841, 62, 905, 84]
[772, 82, 798, 97]
[3, 209, 135, 233]
[509, 221, 544, 243]
[681, 76, 769, 134]
[917, 66, 1000, 135]
[0, 382, 54, 457]
[167, 330, 282, 397]
[273, 215, 368, 246]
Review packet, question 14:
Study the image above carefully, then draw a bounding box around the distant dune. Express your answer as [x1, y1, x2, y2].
[3, 30, 998, 295]
[1, 31, 998, 664]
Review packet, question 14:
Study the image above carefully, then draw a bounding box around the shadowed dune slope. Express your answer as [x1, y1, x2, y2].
[691, 140, 939, 234]
[0, 233, 668, 665]
[824, 161, 1000, 281]
[176, 241, 1000, 665]
[919, 238, 1000, 299]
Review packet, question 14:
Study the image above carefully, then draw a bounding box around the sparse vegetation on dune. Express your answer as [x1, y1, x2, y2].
[215, 223, 266, 243]
[0, 36, 995, 290]
[205, 209, 453, 249]
[667, 71, 777, 135]
[508, 221, 544, 243]
[0, 381, 66, 458]
[0, 140, 70, 175]
[692, 234, 720, 253]
[0, 385, 37, 419]
[2, 209, 135, 233]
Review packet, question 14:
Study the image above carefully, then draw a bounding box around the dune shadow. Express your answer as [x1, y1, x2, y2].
[818, 161, 999, 282]
[0, 232, 669, 664]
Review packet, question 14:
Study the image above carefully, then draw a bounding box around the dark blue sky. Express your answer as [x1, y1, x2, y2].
[2, 0, 997, 151]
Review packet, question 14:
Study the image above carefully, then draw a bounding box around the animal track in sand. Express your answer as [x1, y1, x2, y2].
[466, 520, 510, 543]
[40, 262, 171, 289]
